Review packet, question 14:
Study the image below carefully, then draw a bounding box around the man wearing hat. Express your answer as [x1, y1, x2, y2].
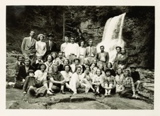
[130, 64, 141, 92]
[45, 33, 57, 57]
[21, 30, 37, 58]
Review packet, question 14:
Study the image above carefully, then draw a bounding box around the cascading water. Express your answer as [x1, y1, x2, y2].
[97, 13, 126, 63]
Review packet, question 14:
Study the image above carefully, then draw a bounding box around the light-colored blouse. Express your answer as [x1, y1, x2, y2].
[36, 41, 47, 57]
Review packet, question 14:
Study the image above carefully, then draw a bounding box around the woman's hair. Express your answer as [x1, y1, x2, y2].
[123, 69, 131, 76]
[107, 62, 113, 68]
[37, 34, 44, 41]
[79, 40, 85, 47]
[46, 54, 53, 62]
[105, 69, 111, 74]
[116, 68, 123, 74]
[64, 58, 70, 65]
[17, 55, 24, 61]
[75, 65, 82, 72]
[40, 64, 47, 70]
[51, 52, 57, 58]
[85, 65, 91, 71]
[74, 58, 80, 63]
[24, 58, 31, 65]
[96, 68, 102, 75]
[64, 65, 71, 71]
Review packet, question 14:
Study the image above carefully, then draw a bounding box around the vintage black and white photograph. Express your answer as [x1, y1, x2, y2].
[6, 6, 154, 109]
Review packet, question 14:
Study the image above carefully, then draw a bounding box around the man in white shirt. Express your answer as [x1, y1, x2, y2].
[65, 37, 79, 63]
[61, 36, 69, 57]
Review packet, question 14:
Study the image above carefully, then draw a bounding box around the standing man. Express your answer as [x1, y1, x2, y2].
[113, 46, 122, 70]
[97, 45, 109, 71]
[65, 37, 79, 63]
[85, 39, 97, 65]
[45, 33, 57, 57]
[60, 36, 69, 58]
[21, 30, 37, 59]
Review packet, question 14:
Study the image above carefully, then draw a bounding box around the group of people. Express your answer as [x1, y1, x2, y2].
[14, 30, 141, 98]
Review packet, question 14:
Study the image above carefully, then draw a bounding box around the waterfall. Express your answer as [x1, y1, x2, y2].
[97, 13, 126, 63]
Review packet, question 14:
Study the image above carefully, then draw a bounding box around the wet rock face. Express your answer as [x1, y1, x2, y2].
[6, 88, 154, 109]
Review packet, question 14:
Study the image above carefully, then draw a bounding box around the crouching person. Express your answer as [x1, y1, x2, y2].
[101, 69, 116, 97]
[48, 65, 66, 95]
[119, 69, 138, 98]
[24, 64, 49, 97]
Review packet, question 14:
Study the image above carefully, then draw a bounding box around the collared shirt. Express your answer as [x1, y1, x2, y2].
[34, 70, 47, 82]
[44, 61, 54, 74]
[65, 43, 79, 57]
[86, 46, 97, 57]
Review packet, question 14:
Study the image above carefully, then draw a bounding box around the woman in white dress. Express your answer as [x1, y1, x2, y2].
[68, 66, 82, 95]
[35, 34, 47, 58]
[79, 40, 86, 64]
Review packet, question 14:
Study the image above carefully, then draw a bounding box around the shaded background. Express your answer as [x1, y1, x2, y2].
[6, 6, 154, 69]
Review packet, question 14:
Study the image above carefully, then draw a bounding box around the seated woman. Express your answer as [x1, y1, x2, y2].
[68, 66, 82, 95]
[48, 65, 66, 94]
[15, 58, 35, 89]
[44, 55, 54, 74]
[60, 65, 73, 92]
[15, 56, 25, 81]
[106, 62, 116, 76]
[90, 63, 98, 75]
[101, 69, 116, 97]
[115, 68, 125, 93]
[119, 69, 138, 98]
[80, 66, 94, 93]
[35, 34, 47, 59]
[60, 58, 70, 71]
[70, 58, 81, 73]
[97, 62, 106, 76]
[24, 64, 49, 97]
[92, 68, 104, 95]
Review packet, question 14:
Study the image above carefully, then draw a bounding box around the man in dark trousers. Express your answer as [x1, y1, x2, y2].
[130, 64, 141, 92]
[45, 33, 57, 58]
